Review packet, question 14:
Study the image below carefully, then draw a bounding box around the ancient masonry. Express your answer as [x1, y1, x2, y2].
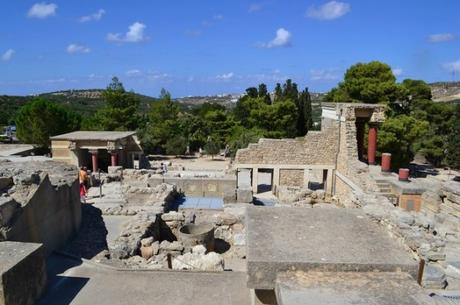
[234, 103, 386, 198]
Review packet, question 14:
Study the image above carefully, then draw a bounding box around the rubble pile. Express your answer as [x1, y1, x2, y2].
[276, 186, 335, 207]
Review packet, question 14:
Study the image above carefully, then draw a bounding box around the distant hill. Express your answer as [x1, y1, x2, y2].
[0, 88, 327, 125]
[430, 82, 460, 103]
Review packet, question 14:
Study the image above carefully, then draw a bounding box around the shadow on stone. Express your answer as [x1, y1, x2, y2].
[61, 204, 108, 259]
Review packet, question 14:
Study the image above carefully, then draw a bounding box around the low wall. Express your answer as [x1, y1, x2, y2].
[147, 176, 236, 198]
[1, 168, 81, 255]
[0, 241, 47, 305]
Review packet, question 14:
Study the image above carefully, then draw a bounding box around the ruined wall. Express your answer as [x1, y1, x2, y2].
[235, 126, 339, 166]
[147, 176, 236, 198]
[0, 161, 81, 255]
[279, 169, 304, 187]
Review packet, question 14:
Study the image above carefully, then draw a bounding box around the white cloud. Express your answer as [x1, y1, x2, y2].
[107, 22, 147, 43]
[79, 9, 105, 23]
[126, 69, 142, 77]
[66, 44, 90, 54]
[443, 59, 460, 73]
[249, 3, 263, 13]
[392, 68, 403, 77]
[213, 14, 223, 20]
[1, 49, 15, 61]
[310, 68, 339, 81]
[429, 33, 455, 43]
[306, 1, 350, 20]
[216, 72, 234, 80]
[28, 2, 57, 19]
[259, 28, 292, 48]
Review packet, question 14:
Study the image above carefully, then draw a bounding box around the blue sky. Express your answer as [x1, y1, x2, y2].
[1, 1, 459, 97]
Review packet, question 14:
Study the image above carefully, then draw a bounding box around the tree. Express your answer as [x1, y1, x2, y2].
[258, 83, 271, 104]
[204, 138, 220, 159]
[139, 88, 180, 153]
[378, 115, 429, 169]
[446, 104, 460, 169]
[325, 61, 399, 104]
[274, 83, 282, 102]
[295, 88, 313, 136]
[16, 98, 80, 149]
[165, 136, 187, 156]
[83, 77, 140, 131]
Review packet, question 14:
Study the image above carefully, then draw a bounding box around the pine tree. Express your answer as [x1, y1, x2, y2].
[446, 104, 460, 169]
[274, 83, 282, 102]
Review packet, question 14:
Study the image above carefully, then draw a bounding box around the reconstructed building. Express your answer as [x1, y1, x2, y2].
[234, 103, 386, 196]
[50, 131, 144, 172]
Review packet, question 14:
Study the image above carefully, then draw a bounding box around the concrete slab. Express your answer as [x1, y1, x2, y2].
[38, 254, 251, 305]
[275, 271, 434, 305]
[246, 207, 418, 289]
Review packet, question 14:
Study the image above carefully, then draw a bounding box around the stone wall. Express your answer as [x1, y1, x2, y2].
[0, 242, 47, 305]
[234, 126, 339, 166]
[279, 169, 304, 187]
[0, 161, 81, 255]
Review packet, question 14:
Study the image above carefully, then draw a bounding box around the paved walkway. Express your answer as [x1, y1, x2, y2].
[37, 254, 251, 305]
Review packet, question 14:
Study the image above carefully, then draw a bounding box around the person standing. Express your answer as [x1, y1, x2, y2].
[79, 166, 88, 202]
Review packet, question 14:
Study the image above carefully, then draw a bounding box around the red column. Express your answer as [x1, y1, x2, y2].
[367, 125, 377, 165]
[381, 153, 391, 172]
[111, 151, 118, 167]
[90, 150, 98, 173]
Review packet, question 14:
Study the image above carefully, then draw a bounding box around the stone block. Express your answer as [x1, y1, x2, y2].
[0, 242, 47, 305]
[276, 271, 434, 305]
[236, 187, 252, 203]
[0, 198, 20, 227]
[108, 166, 123, 175]
[246, 207, 418, 289]
[0, 177, 13, 191]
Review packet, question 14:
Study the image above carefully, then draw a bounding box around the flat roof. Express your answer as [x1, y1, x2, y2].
[50, 131, 136, 141]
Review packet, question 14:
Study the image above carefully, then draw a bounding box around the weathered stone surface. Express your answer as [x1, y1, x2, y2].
[422, 264, 447, 289]
[236, 187, 252, 203]
[276, 271, 434, 305]
[159, 240, 184, 253]
[140, 237, 154, 247]
[0, 242, 47, 305]
[246, 207, 418, 289]
[0, 198, 20, 227]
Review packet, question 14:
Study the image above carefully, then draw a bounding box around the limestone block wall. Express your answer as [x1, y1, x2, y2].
[279, 169, 304, 187]
[146, 176, 236, 198]
[0, 171, 81, 253]
[235, 126, 339, 166]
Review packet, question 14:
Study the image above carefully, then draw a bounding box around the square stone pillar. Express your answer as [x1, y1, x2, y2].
[273, 167, 280, 189]
[326, 169, 334, 195]
[252, 168, 258, 193]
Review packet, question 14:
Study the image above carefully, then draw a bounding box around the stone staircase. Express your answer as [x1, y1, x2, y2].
[374, 178, 398, 205]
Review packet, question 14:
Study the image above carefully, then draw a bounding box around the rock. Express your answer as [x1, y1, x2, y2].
[313, 203, 337, 209]
[294, 198, 312, 206]
[314, 190, 326, 201]
[427, 249, 446, 262]
[192, 245, 207, 255]
[159, 240, 184, 252]
[213, 212, 238, 226]
[415, 215, 433, 229]
[422, 264, 447, 289]
[140, 237, 154, 247]
[233, 233, 246, 246]
[172, 251, 224, 271]
[161, 211, 185, 222]
[152, 241, 160, 255]
[0, 197, 20, 226]
[232, 223, 244, 233]
[390, 209, 415, 226]
[214, 226, 232, 241]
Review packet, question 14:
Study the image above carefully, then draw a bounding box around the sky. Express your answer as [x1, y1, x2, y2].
[1, 0, 460, 97]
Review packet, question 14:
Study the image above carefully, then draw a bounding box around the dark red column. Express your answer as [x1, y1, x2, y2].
[90, 150, 98, 173]
[367, 125, 377, 165]
[110, 151, 118, 167]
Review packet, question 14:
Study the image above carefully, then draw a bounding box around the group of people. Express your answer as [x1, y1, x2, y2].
[79, 166, 89, 201]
